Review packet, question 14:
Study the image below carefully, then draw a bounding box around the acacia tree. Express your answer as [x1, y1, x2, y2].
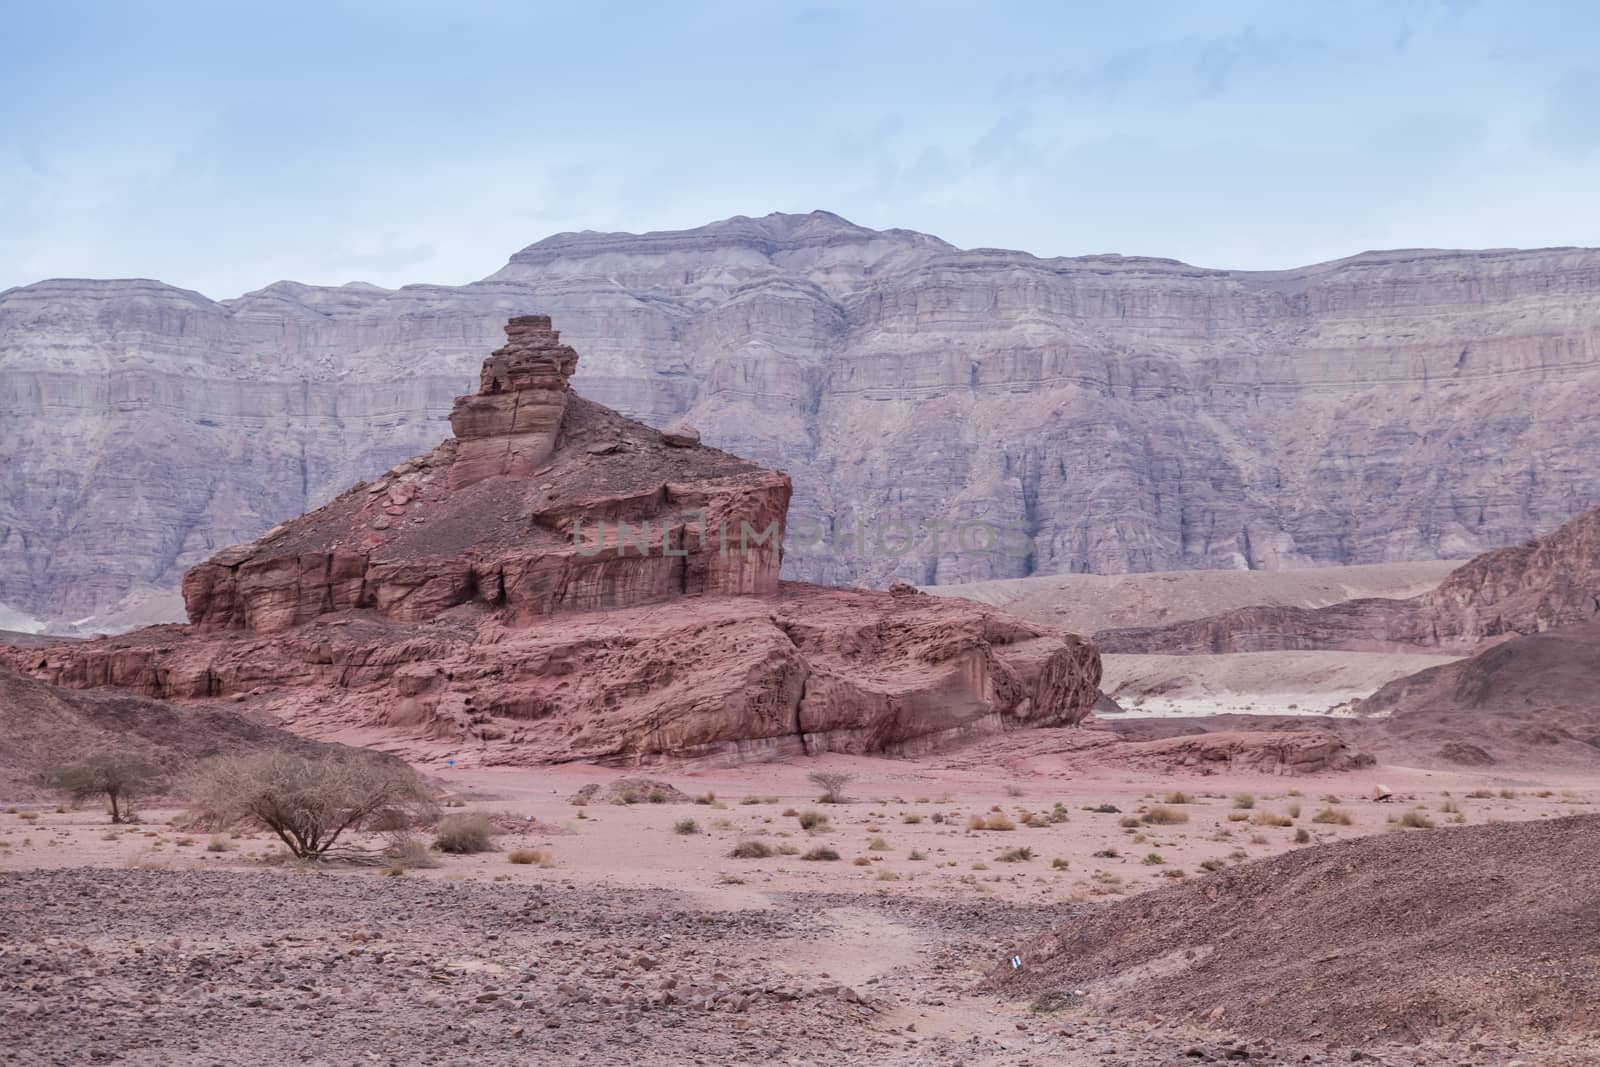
[48, 753, 164, 824]
[187, 750, 435, 860]
[807, 770, 854, 804]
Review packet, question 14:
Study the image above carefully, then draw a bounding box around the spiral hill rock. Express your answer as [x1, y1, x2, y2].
[7, 318, 1101, 766]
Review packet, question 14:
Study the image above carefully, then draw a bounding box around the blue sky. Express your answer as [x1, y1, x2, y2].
[4, 0, 1599, 298]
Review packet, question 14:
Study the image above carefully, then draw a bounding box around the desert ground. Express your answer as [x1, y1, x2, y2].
[6, 750, 1599, 1067]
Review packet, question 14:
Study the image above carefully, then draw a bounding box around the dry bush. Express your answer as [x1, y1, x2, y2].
[1143, 806, 1188, 825]
[672, 817, 700, 835]
[1313, 807, 1353, 825]
[808, 771, 854, 804]
[997, 847, 1034, 863]
[1051, 857, 1069, 869]
[902, 813, 922, 824]
[186, 751, 435, 861]
[801, 846, 840, 861]
[1233, 794, 1256, 809]
[1141, 852, 1164, 865]
[1163, 791, 1194, 804]
[386, 836, 441, 869]
[1399, 810, 1436, 829]
[852, 856, 871, 866]
[48, 752, 163, 824]
[433, 813, 496, 854]
[728, 839, 774, 859]
[1253, 812, 1295, 828]
[507, 848, 543, 865]
[797, 809, 828, 830]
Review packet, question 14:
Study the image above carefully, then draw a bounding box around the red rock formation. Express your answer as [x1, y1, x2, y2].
[1097, 504, 1600, 655]
[7, 318, 1102, 764]
[7, 586, 1100, 766]
[181, 318, 791, 634]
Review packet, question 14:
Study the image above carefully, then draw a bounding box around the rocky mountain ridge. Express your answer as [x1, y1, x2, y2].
[1097, 502, 1600, 655]
[6, 211, 1600, 630]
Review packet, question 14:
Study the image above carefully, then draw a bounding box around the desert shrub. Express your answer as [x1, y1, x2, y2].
[1141, 852, 1164, 865]
[781, 807, 799, 817]
[1313, 807, 1352, 825]
[1253, 813, 1294, 828]
[1287, 802, 1302, 818]
[852, 856, 872, 866]
[1399, 810, 1435, 829]
[433, 813, 496, 854]
[1440, 799, 1461, 813]
[187, 751, 435, 860]
[1006, 784, 1025, 797]
[808, 771, 854, 804]
[1199, 857, 1225, 872]
[876, 869, 900, 881]
[967, 814, 988, 831]
[985, 814, 1016, 831]
[507, 849, 543, 865]
[930, 812, 945, 824]
[728, 839, 774, 859]
[801, 846, 841, 861]
[1294, 828, 1311, 844]
[867, 836, 889, 851]
[673, 818, 700, 835]
[797, 809, 828, 830]
[385, 836, 441, 869]
[902, 813, 922, 824]
[204, 835, 233, 853]
[1232, 793, 1255, 809]
[1163, 791, 1193, 804]
[1119, 815, 1141, 828]
[1227, 811, 1250, 822]
[1089, 803, 1121, 814]
[997, 847, 1034, 863]
[1051, 856, 1069, 869]
[908, 849, 927, 861]
[1143, 806, 1188, 825]
[48, 752, 163, 824]
[693, 792, 715, 805]
[1092, 847, 1119, 858]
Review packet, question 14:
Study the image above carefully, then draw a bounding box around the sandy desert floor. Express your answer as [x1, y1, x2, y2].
[6, 748, 1599, 1066]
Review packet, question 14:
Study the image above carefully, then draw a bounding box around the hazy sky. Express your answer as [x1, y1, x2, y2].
[4, 0, 1599, 298]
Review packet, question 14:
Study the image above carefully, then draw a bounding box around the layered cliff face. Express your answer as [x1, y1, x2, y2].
[6, 212, 1600, 630]
[5, 319, 1102, 764]
[1097, 504, 1600, 654]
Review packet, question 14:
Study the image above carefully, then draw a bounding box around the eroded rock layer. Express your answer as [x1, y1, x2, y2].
[6, 586, 1101, 765]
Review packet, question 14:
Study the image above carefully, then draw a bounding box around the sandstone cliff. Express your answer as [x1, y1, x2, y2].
[6, 213, 1600, 630]
[4, 319, 1101, 764]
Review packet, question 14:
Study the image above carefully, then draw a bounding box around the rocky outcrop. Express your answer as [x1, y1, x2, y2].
[4, 319, 1101, 764]
[1098, 504, 1600, 655]
[5, 586, 1101, 766]
[180, 318, 790, 633]
[7, 213, 1600, 631]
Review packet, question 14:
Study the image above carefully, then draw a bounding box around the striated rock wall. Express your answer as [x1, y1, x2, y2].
[10, 213, 1600, 630]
